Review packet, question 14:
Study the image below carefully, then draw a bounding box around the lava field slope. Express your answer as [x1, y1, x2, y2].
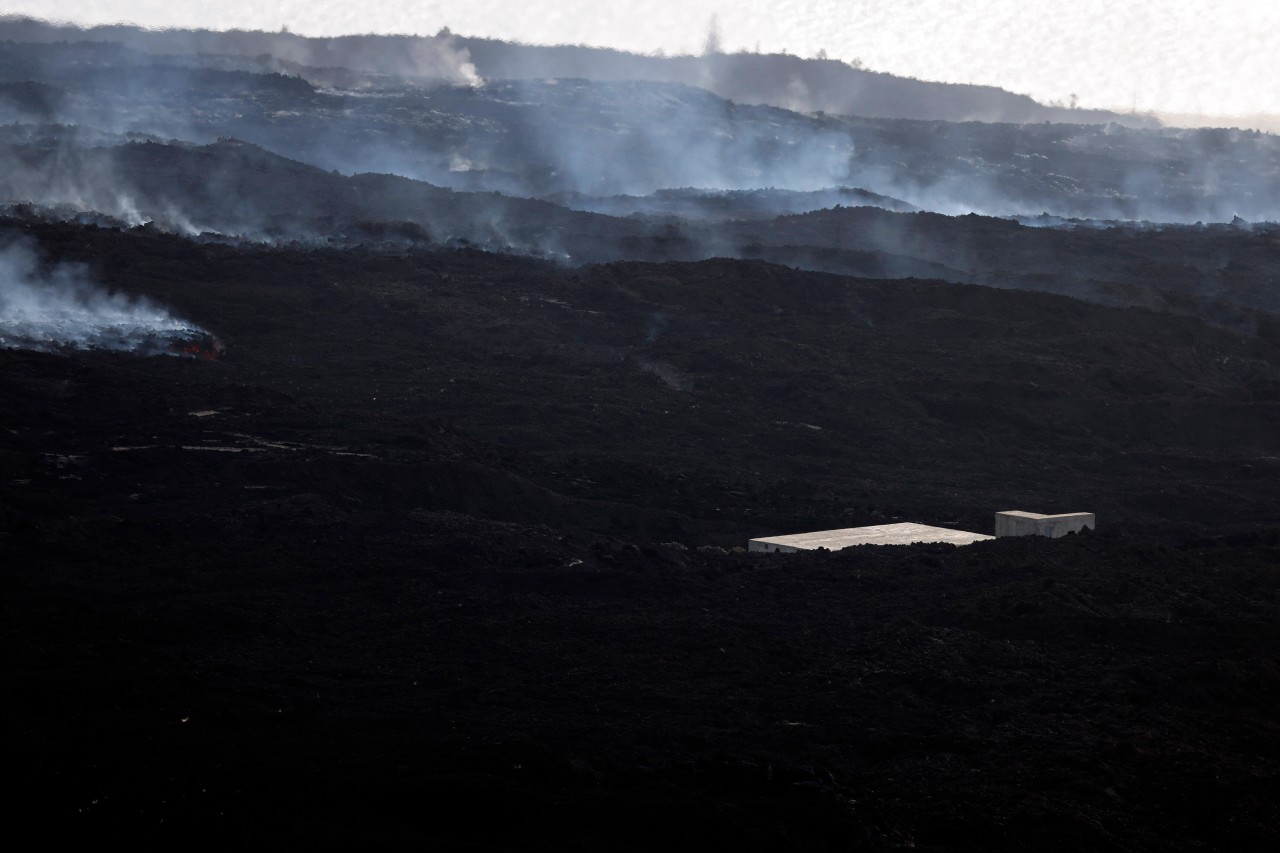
[3, 223, 1280, 848]
[6, 134, 1280, 335]
[2, 19, 1279, 851]
[3, 32, 1280, 219]
[13, 219, 1279, 541]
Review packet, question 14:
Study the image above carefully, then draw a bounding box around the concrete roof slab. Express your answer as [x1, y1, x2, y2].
[749, 522, 994, 552]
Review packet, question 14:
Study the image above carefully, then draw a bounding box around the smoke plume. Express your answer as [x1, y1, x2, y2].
[0, 239, 209, 354]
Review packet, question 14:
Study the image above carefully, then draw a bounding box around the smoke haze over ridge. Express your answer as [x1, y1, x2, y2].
[3, 28, 1278, 228]
[1, 14, 1279, 343]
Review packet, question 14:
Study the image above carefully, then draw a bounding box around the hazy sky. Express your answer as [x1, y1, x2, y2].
[5, 0, 1278, 117]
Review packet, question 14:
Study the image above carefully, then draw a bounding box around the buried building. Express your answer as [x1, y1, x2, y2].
[995, 510, 1095, 538]
[748, 522, 994, 553]
[749, 511, 1095, 553]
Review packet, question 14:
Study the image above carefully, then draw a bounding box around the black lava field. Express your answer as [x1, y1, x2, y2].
[2, 20, 1278, 851]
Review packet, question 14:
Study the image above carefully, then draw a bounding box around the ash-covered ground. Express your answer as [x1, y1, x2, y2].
[2, 19, 1279, 851]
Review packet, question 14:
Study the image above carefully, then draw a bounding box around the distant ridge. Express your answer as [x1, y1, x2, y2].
[0, 16, 1151, 127]
[457, 38, 1154, 127]
[1155, 111, 1280, 135]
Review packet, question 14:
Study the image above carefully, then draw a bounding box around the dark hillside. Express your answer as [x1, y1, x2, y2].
[7, 221, 1278, 544]
[1, 19, 1278, 851]
[3, 226, 1279, 849]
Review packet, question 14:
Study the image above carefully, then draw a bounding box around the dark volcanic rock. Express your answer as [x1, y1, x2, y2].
[2, 223, 1279, 848]
[1, 25, 1278, 847]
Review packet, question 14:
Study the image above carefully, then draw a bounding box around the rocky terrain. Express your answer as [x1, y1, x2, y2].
[1, 20, 1279, 851]
[3, 221, 1279, 848]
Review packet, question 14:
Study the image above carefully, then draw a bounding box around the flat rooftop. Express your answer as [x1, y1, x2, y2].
[749, 522, 994, 553]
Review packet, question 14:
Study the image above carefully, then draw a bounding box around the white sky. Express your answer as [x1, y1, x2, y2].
[4, 0, 1279, 117]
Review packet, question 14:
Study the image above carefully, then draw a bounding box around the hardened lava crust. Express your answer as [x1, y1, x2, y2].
[3, 222, 1279, 850]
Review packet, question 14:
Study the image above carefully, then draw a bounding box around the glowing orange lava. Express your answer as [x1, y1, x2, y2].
[175, 335, 224, 360]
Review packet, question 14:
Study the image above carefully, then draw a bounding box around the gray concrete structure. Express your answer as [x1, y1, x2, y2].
[995, 511, 1095, 538]
[749, 522, 994, 553]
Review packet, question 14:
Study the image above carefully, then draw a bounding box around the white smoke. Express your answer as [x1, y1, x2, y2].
[0, 240, 208, 354]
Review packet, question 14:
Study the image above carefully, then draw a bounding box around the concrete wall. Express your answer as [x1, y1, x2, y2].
[995, 511, 1095, 539]
[747, 540, 800, 554]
